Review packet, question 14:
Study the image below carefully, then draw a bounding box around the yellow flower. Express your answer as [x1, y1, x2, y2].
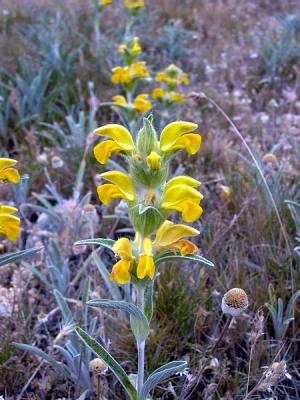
[154, 220, 199, 255]
[137, 237, 155, 280]
[161, 176, 203, 223]
[111, 62, 148, 85]
[151, 88, 165, 99]
[155, 65, 189, 88]
[97, 171, 136, 205]
[112, 95, 127, 106]
[147, 151, 161, 170]
[99, 0, 112, 6]
[0, 158, 20, 184]
[124, 0, 144, 9]
[181, 72, 189, 85]
[169, 91, 185, 104]
[156, 72, 167, 83]
[94, 124, 135, 164]
[159, 121, 201, 155]
[133, 94, 152, 113]
[110, 237, 134, 284]
[0, 205, 20, 241]
[118, 36, 142, 56]
[129, 61, 149, 80]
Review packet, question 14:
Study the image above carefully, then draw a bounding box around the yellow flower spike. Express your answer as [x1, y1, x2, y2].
[159, 121, 201, 155]
[94, 124, 135, 164]
[137, 254, 155, 280]
[97, 171, 136, 205]
[142, 237, 152, 256]
[151, 88, 165, 99]
[124, 0, 144, 10]
[113, 238, 133, 261]
[0, 206, 20, 241]
[147, 151, 161, 170]
[169, 92, 185, 105]
[109, 259, 132, 284]
[133, 94, 152, 114]
[0, 158, 20, 184]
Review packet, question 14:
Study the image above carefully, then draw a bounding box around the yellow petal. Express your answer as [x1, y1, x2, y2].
[142, 238, 152, 256]
[113, 237, 132, 260]
[0, 158, 18, 169]
[160, 121, 198, 153]
[171, 133, 202, 155]
[162, 184, 203, 206]
[146, 151, 161, 170]
[0, 205, 18, 215]
[94, 124, 134, 150]
[164, 176, 200, 192]
[154, 222, 199, 247]
[101, 171, 136, 202]
[170, 239, 198, 255]
[109, 260, 132, 284]
[0, 168, 20, 183]
[97, 184, 125, 205]
[112, 95, 127, 105]
[0, 214, 20, 241]
[137, 255, 155, 279]
[93, 140, 126, 164]
[176, 201, 203, 223]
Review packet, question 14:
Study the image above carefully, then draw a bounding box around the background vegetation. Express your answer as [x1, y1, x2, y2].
[0, 0, 299, 398]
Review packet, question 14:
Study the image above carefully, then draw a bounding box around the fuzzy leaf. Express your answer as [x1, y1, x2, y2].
[155, 252, 214, 267]
[76, 327, 137, 400]
[75, 238, 115, 251]
[140, 361, 187, 400]
[87, 299, 149, 343]
[0, 247, 43, 267]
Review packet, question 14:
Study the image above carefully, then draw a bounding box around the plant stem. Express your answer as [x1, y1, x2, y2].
[136, 286, 145, 396]
[211, 316, 232, 353]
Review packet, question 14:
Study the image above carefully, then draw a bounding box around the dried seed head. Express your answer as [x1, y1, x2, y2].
[51, 156, 64, 169]
[262, 153, 279, 167]
[89, 358, 108, 375]
[222, 288, 249, 317]
[257, 361, 289, 391]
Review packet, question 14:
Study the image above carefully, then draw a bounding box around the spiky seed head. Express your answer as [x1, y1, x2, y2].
[222, 288, 249, 317]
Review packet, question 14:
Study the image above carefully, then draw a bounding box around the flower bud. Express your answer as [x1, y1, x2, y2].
[129, 204, 165, 236]
[136, 116, 157, 158]
[147, 151, 161, 170]
[221, 288, 249, 317]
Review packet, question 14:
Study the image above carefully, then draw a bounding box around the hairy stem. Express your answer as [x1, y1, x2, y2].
[136, 286, 145, 396]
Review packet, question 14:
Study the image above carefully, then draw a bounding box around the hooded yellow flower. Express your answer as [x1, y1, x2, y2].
[0, 205, 20, 241]
[112, 94, 152, 114]
[118, 36, 142, 57]
[0, 158, 20, 184]
[124, 0, 144, 10]
[99, 0, 112, 6]
[154, 220, 199, 256]
[111, 62, 148, 85]
[133, 94, 152, 113]
[159, 121, 201, 155]
[97, 171, 136, 205]
[110, 238, 134, 284]
[94, 124, 135, 164]
[161, 176, 203, 223]
[151, 88, 165, 100]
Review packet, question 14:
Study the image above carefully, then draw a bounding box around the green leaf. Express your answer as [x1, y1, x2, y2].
[93, 253, 122, 301]
[144, 282, 154, 322]
[140, 361, 187, 400]
[54, 289, 72, 323]
[155, 252, 214, 268]
[75, 238, 115, 251]
[76, 327, 137, 400]
[13, 343, 66, 376]
[87, 299, 149, 343]
[0, 247, 43, 267]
